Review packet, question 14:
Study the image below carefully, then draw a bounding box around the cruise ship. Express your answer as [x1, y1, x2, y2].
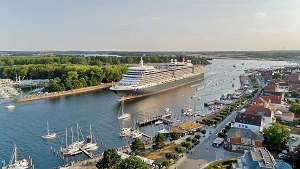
[110, 57, 204, 99]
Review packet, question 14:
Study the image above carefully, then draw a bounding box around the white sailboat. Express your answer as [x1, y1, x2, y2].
[2, 144, 29, 169]
[118, 101, 131, 120]
[119, 127, 132, 137]
[42, 121, 56, 139]
[72, 123, 85, 148]
[83, 124, 98, 151]
[131, 130, 142, 139]
[61, 128, 82, 156]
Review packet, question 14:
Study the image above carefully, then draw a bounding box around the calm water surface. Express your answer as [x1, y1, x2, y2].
[0, 59, 294, 168]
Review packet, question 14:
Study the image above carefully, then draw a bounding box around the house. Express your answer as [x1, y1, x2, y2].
[232, 147, 292, 169]
[253, 96, 271, 107]
[286, 74, 300, 83]
[244, 105, 275, 128]
[231, 113, 264, 131]
[226, 128, 264, 151]
[268, 95, 282, 109]
[264, 85, 277, 92]
[278, 82, 289, 92]
[280, 112, 294, 122]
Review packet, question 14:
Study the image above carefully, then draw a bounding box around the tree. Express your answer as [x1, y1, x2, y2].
[154, 133, 165, 150]
[200, 130, 206, 134]
[263, 123, 290, 151]
[186, 137, 192, 142]
[170, 132, 180, 141]
[175, 146, 186, 153]
[130, 138, 145, 155]
[273, 73, 282, 79]
[194, 134, 201, 139]
[96, 148, 121, 169]
[181, 142, 192, 149]
[115, 156, 147, 169]
[161, 160, 171, 168]
[192, 137, 198, 143]
[165, 152, 179, 160]
[289, 103, 300, 114]
[291, 91, 299, 98]
[283, 145, 300, 169]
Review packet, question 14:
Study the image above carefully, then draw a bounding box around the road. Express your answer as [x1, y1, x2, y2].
[171, 108, 242, 169]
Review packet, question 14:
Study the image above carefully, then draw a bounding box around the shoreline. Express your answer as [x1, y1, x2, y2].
[16, 83, 112, 102]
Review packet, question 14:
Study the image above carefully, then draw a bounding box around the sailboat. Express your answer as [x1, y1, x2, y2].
[5, 105, 15, 109]
[2, 144, 30, 169]
[131, 119, 142, 139]
[42, 121, 56, 139]
[82, 124, 98, 151]
[61, 128, 82, 156]
[71, 123, 85, 148]
[118, 101, 131, 120]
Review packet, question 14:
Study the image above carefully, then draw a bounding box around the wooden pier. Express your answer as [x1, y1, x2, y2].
[78, 147, 93, 159]
[137, 115, 175, 127]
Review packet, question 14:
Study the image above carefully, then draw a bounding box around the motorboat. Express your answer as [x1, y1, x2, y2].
[131, 131, 142, 139]
[5, 105, 15, 109]
[155, 120, 163, 125]
[86, 145, 98, 151]
[42, 121, 56, 139]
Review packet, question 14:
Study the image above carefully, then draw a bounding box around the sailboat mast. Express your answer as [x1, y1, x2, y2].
[189, 97, 191, 109]
[90, 124, 92, 144]
[65, 128, 67, 148]
[122, 101, 124, 115]
[71, 128, 74, 144]
[47, 121, 50, 135]
[15, 145, 18, 163]
[77, 123, 79, 142]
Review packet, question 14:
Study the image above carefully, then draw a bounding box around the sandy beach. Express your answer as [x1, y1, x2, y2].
[16, 83, 112, 102]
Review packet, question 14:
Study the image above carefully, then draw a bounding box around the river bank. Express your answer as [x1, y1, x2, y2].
[16, 83, 112, 102]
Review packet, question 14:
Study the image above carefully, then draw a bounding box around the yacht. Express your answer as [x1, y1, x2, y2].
[119, 128, 132, 137]
[131, 131, 142, 139]
[117, 102, 131, 120]
[42, 121, 56, 139]
[155, 120, 163, 125]
[2, 145, 30, 169]
[82, 125, 97, 150]
[5, 105, 15, 109]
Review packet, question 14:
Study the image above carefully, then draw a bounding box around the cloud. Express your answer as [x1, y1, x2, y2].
[152, 16, 162, 20]
[256, 12, 266, 18]
[247, 28, 293, 33]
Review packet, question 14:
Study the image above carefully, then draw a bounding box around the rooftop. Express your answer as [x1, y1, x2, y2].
[226, 128, 264, 141]
[234, 113, 263, 126]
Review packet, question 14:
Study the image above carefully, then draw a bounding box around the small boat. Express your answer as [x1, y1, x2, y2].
[198, 97, 201, 100]
[5, 105, 15, 109]
[131, 131, 142, 139]
[42, 121, 56, 139]
[155, 120, 163, 125]
[118, 102, 131, 120]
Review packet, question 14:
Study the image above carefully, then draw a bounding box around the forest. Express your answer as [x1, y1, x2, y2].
[0, 55, 210, 92]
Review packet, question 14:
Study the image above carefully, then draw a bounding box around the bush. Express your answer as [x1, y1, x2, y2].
[181, 142, 193, 149]
[213, 117, 222, 122]
[165, 152, 179, 160]
[217, 132, 226, 138]
[194, 134, 201, 139]
[186, 137, 192, 142]
[200, 130, 206, 134]
[225, 125, 231, 130]
[205, 158, 237, 169]
[170, 132, 180, 141]
[161, 160, 171, 168]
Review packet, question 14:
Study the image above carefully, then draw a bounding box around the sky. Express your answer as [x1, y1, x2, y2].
[0, 0, 299, 51]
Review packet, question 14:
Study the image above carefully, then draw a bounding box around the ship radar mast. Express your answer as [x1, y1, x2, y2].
[140, 57, 144, 67]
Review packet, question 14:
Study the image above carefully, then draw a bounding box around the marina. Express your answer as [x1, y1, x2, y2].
[0, 59, 293, 168]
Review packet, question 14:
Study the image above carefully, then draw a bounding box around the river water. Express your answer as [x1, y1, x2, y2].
[0, 59, 294, 168]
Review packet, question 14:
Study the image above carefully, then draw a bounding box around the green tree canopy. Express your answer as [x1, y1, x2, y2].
[291, 91, 299, 98]
[130, 138, 145, 155]
[154, 133, 165, 150]
[175, 146, 186, 153]
[170, 132, 180, 141]
[161, 160, 171, 168]
[96, 148, 121, 169]
[272, 73, 282, 79]
[263, 123, 290, 151]
[289, 103, 300, 114]
[165, 152, 179, 160]
[181, 142, 192, 149]
[115, 156, 147, 169]
[283, 145, 300, 169]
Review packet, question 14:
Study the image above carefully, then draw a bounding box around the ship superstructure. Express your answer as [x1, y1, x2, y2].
[110, 57, 204, 99]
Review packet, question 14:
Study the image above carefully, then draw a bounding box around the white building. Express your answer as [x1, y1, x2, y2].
[231, 113, 264, 131]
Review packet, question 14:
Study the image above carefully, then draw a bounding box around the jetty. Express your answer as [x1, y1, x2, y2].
[137, 114, 175, 127]
[79, 147, 93, 159]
